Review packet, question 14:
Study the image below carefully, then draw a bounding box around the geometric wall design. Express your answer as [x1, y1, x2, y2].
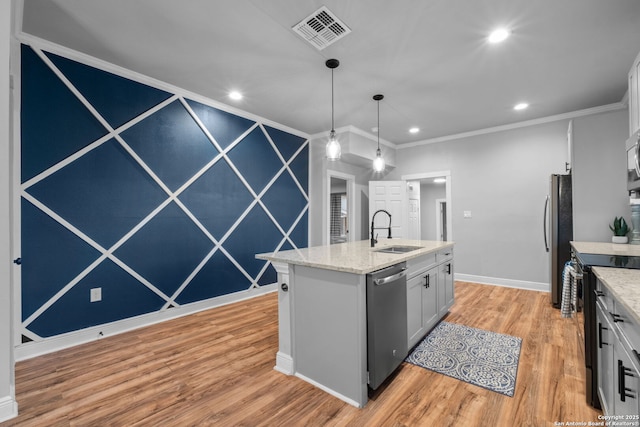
[20, 44, 309, 339]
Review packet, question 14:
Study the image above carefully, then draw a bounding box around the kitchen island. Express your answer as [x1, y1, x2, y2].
[256, 239, 454, 407]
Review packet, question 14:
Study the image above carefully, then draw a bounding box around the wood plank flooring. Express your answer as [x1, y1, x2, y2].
[1, 282, 602, 426]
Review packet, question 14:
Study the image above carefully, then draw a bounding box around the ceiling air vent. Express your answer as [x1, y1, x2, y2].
[292, 6, 351, 50]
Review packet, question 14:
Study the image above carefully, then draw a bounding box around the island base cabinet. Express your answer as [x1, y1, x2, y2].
[407, 268, 438, 349]
[406, 249, 454, 351]
[438, 260, 454, 318]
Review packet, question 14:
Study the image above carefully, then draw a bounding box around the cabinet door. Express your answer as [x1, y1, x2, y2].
[437, 261, 454, 317]
[614, 343, 640, 416]
[422, 268, 438, 332]
[596, 302, 615, 415]
[407, 273, 426, 349]
[407, 268, 438, 350]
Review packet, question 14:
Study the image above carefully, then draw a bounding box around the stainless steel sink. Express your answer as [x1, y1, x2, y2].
[374, 245, 423, 254]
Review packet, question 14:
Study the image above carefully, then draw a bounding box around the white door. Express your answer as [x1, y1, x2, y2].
[369, 181, 408, 240]
[408, 199, 420, 240]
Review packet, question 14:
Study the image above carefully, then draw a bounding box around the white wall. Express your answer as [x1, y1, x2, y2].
[391, 119, 575, 288]
[309, 138, 386, 246]
[572, 110, 629, 241]
[0, 0, 17, 421]
[389, 109, 628, 289]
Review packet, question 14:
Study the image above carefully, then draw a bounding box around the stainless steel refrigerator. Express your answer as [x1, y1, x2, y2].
[544, 174, 573, 308]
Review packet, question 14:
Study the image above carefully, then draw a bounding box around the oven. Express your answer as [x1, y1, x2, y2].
[626, 130, 640, 192]
[575, 251, 640, 409]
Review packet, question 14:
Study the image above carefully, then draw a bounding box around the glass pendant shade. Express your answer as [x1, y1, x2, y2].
[373, 148, 385, 172]
[372, 94, 385, 172]
[326, 130, 341, 161]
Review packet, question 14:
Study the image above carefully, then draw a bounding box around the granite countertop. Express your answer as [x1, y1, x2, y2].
[571, 241, 640, 257]
[592, 266, 640, 324]
[256, 239, 454, 275]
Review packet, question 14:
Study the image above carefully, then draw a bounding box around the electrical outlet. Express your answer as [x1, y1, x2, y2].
[463, 211, 472, 218]
[90, 287, 102, 302]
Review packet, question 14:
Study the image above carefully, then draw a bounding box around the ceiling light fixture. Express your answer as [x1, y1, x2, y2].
[433, 177, 446, 184]
[373, 94, 385, 173]
[409, 127, 420, 134]
[488, 28, 510, 43]
[325, 59, 341, 161]
[229, 91, 242, 100]
[514, 102, 529, 111]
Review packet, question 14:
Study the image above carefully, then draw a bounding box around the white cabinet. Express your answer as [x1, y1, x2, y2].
[596, 301, 615, 414]
[407, 266, 438, 348]
[406, 248, 454, 350]
[630, 50, 640, 136]
[596, 278, 640, 416]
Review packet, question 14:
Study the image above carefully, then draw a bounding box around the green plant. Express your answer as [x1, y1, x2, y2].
[609, 216, 630, 236]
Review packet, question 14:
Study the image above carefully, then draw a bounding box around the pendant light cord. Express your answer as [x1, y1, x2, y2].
[331, 69, 335, 132]
[377, 99, 380, 150]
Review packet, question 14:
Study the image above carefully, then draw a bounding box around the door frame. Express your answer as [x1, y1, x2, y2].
[324, 170, 356, 245]
[401, 170, 453, 241]
[435, 198, 446, 241]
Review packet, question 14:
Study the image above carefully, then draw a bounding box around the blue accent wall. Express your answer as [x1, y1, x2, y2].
[20, 44, 309, 339]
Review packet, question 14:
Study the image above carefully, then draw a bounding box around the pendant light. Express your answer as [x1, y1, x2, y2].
[325, 59, 341, 161]
[373, 94, 385, 172]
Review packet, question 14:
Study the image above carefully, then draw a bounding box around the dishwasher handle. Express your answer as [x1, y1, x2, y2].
[374, 268, 407, 286]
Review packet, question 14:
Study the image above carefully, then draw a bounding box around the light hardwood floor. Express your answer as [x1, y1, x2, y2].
[1, 282, 601, 426]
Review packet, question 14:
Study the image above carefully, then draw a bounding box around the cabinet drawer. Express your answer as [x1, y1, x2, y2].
[436, 248, 453, 263]
[406, 253, 437, 278]
[596, 279, 613, 312]
[612, 300, 640, 358]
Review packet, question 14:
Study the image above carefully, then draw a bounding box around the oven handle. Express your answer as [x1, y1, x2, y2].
[543, 195, 550, 252]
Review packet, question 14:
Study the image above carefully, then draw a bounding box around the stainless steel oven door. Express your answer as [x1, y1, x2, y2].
[627, 131, 640, 192]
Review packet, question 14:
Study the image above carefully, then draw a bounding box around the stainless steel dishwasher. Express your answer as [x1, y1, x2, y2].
[366, 262, 408, 390]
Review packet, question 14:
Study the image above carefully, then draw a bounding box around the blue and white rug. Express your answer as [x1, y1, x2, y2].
[406, 321, 522, 397]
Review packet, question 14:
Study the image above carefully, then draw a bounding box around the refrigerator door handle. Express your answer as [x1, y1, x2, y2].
[543, 195, 550, 252]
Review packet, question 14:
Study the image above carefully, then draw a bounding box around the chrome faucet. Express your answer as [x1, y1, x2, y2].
[371, 209, 392, 247]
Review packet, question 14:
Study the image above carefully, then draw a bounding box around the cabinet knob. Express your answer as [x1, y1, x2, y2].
[281, 283, 289, 292]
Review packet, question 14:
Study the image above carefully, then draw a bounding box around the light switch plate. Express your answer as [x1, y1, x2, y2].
[463, 211, 472, 218]
[90, 287, 102, 302]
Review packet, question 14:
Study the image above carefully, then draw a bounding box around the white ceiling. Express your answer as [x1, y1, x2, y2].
[20, 0, 640, 145]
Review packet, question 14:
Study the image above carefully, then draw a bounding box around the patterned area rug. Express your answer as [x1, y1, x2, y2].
[406, 321, 522, 397]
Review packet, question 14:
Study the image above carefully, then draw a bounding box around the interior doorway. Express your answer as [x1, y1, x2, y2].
[325, 170, 356, 245]
[330, 177, 349, 244]
[401, 171, 452, 242]
[436, 198, 447, 241]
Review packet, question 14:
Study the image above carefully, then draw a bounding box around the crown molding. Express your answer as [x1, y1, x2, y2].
[398, 102, 627, 150]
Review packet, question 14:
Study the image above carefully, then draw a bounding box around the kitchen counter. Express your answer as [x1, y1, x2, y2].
[592, 266, 640, 324]
[571, 241, 640, 257]
[256, 238, 454, 275]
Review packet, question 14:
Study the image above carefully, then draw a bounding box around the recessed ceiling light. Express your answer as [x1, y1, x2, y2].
[513, 102, 529, 111]
[409, 127, 420, 134]
[488, 28, 510, 43]
[229, 91, 243, 100]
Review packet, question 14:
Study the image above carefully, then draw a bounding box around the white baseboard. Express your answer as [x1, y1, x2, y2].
[455, 273, 549, 292]
[294, 373, 363, 408]
[0, 396, 18, 423]
[15, 284, 277, 361]
[274, 351, 294, 375]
